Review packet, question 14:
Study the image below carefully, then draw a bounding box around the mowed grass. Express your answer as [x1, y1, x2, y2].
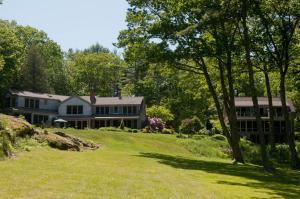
[0, 129, 299, 199]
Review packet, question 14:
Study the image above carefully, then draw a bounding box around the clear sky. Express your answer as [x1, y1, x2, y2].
[0, 0, 129, 52]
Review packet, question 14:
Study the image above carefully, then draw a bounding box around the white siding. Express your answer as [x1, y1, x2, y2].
[58, 97, 91, 116]
[39, 99, 60, 110]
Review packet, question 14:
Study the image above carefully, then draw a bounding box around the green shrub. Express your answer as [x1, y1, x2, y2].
[132, 129, 138, 133]
[0, 120, 7, 130]
[162, 128, 174, 134]
[198, 128, 211, 135]
[146, 105, 174, 123]
[240, 138, 261, 164]
[0, 129, 14, 158]
[179, 136, 230, 158]
[179, 116, 202, 135]
[269, 144, 290, 164]
[211, 134, 227, 141]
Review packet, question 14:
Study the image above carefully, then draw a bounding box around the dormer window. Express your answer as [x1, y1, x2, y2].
[67, 105, 83, 114]
[25, 98, 39, 109]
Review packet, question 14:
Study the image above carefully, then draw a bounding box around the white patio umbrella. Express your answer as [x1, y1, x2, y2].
[54, 119, 68, 123]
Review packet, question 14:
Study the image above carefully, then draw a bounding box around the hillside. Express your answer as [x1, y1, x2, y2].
[0, 129, 299, 199]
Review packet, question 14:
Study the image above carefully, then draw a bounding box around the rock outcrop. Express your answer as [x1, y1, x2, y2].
[0, 114, 100, 156]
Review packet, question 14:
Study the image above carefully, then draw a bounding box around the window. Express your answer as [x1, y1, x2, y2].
[133, 106, 137, 114]
[44, 99, 48, 105]
[72, 106, 78, 114]
[247, 121, 253, 132]
[123, 106, 128, 114]
[114, 106, 119, 114]
[33, 115, 49, 124]
[105, 107, 109, 114]
[128, 106, 132, 115]
[35, 100, 39, 109]
[25, 99, 29, 108]
[66, 105, 83, 115]
[264, 121, 270, 132]
[30, 99, 34, 108]
[260, 108, 268, 117]
[67, 106, 72, 114]
[253, 121, 257, 131]
[241, 107, 246, 116]
[276, 108, 282, 117]
[236, 107, 241, 117]
[78, 106, 83, 114]
[25, 98, 39, 109]
[96, 106, 109, 115]
[241, 121, 246, 132]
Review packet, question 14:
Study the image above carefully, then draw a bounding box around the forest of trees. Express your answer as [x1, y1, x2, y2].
[0, 0, 300, 170]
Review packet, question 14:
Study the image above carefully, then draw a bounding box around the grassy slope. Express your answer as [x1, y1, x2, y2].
[0, 129, 299, 199]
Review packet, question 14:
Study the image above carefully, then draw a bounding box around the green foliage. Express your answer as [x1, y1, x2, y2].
[211, 134, 227, 141]
[66, 51, 125, 96]
[162, 128, 175, 134]
[179, 136, 231, 159]
[205, 119, 213, 131]
[240, 138, 261, 164]
[198, 128, 212, 136]
[270, 145, 291, 164]
[0, 20, 23, 101]
[146, 105, 174, 123]
[179, 116, 202, 135]
[0, 120, 7, 130]
[0, 128, 15, 158]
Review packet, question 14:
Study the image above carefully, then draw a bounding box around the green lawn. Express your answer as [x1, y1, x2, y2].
[0, 129, 299, 199]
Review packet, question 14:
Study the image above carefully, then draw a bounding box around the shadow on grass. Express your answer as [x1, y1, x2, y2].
[137, 152, 300, 199]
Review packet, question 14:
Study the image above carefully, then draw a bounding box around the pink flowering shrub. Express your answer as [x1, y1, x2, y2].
[149, 117, 165, 132]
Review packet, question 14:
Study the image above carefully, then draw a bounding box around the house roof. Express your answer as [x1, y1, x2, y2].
[80, 96, 144, 105]
[234, 97, 296, 112]
[9, 90, 144, 106]
[9, 90, 69, 102]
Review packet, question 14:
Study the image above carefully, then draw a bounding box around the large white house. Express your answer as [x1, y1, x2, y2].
[4, 90, 146, 129]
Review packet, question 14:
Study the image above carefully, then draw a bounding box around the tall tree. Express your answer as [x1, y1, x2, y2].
[0, 20, 22, 105]
[13, 25, 65, 94]
[21, 45, 49, 92]
[118, 0, 244, 163]
[241, 0, 273, 171]
[66, 51, 125, 96]
[254, 0, 300, 168]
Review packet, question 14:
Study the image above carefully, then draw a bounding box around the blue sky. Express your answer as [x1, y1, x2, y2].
[0, 0, 129, 52]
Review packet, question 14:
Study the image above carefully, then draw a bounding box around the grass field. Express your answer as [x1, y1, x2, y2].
[0, 129, 299, 199]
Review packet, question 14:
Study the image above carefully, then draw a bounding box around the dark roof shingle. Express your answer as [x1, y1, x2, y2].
[234, 97, 295, 112]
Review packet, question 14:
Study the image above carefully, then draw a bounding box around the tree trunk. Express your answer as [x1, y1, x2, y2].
[198, 58, 244, 163]
[241, 0, 273, 171]
[279, 74, 300, 169]
[263, 69, 275, 150]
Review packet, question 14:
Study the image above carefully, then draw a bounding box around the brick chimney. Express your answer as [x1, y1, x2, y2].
[90, 86, 96, 104]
